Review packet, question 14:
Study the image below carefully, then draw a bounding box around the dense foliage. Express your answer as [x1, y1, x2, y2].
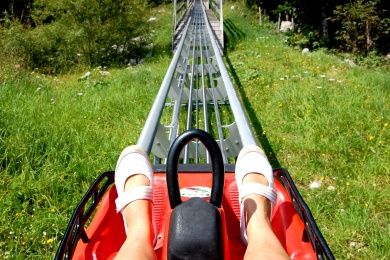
[244, 0, 389, 56]
[0, 0, 151, 73]
[1, 0, 389, 71]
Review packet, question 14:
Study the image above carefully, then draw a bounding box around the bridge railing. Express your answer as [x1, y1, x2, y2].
[207, 0, 223, 49]
[172, 0, 194, 50]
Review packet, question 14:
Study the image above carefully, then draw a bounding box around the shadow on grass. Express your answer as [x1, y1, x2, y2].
[224, 54, 282, 169]
[224, 18, 246, 50]
[223, 17, 281, 168]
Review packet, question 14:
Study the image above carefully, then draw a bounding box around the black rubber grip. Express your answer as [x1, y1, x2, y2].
[166, 129, 224, 208]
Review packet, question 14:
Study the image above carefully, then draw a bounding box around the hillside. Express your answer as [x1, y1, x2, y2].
[0, 1, 389, 258]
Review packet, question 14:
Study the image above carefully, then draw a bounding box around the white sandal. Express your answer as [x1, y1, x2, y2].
[235, 145, 277, 245]
[115, 145, 156, 243]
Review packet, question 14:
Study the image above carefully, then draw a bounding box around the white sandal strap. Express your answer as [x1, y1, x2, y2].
[239, 183, 277, 204]
[115, 186, 153, 213]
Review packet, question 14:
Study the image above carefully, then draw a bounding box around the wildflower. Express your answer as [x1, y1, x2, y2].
[46, 238, 54, 245]
[131, 36, 141, 42]
[77, 92, 83, 96]
[327, 185, 335, 191]
[99, 71, 111, 76]
[80, 71, 91, 80]
[309, 180, 321, 189]
[319, 74, 326, 78]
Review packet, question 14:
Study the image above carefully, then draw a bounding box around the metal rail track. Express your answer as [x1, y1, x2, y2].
[137, 0, 256, 165]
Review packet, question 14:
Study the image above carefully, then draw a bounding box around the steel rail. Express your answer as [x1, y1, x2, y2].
[200, 13, 227, 163]
[183, 17, 198, 163]
[200, 2, 257, 147]
[198, 11, 210, 163]
[139, 0, 256, 160]
[137, 18, 192, 153]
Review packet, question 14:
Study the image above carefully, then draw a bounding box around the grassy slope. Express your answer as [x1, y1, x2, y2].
[223, 3, 390, 259]
[0, 5, 172, 258]
[0, 1, 389, 259]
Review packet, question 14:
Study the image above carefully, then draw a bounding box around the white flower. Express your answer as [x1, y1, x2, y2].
[77, 92, 83, 96]
[99, 71, 111, 76]
[327, 185, 336, 191]
[132, 36, 141, 42]
[309, 180, 321, 189]
[147, 17, 157, 22]
[80, 71, 91, 80]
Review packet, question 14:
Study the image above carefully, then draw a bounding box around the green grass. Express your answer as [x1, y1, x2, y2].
[223, 3, 390, 259]
[0, 1, 389, 259]
[0, 5, 171, 258]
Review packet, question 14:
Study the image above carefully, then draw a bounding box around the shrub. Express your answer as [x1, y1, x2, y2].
[331, 0, 387, 55]
[0, 0, 152, 73]
[286, 29, 324, 50]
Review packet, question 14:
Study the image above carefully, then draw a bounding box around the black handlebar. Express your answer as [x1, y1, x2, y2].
[166, 129, 224, 208]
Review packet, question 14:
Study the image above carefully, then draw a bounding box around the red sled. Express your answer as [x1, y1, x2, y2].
[56, 130, 334, 260]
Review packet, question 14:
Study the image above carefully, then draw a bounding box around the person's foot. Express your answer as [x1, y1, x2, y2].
[114, 146, 156, 260]
[235, 146, 289, 259]
[235, 145, 276, 243]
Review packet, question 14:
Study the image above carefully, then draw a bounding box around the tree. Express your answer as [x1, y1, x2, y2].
[331, 0, 385, 54]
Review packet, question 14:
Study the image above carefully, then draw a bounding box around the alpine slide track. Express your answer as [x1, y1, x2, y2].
[55, 1, 334, 259]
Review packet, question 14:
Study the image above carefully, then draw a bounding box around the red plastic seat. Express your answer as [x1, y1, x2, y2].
[72, 172, 316, 259]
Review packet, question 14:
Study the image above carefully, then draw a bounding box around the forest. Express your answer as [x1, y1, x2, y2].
[0, 0, 389, 73]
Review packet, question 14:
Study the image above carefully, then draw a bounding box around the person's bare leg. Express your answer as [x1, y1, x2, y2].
[115, 174, 156, 260]
[243, 173, 290, 260]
